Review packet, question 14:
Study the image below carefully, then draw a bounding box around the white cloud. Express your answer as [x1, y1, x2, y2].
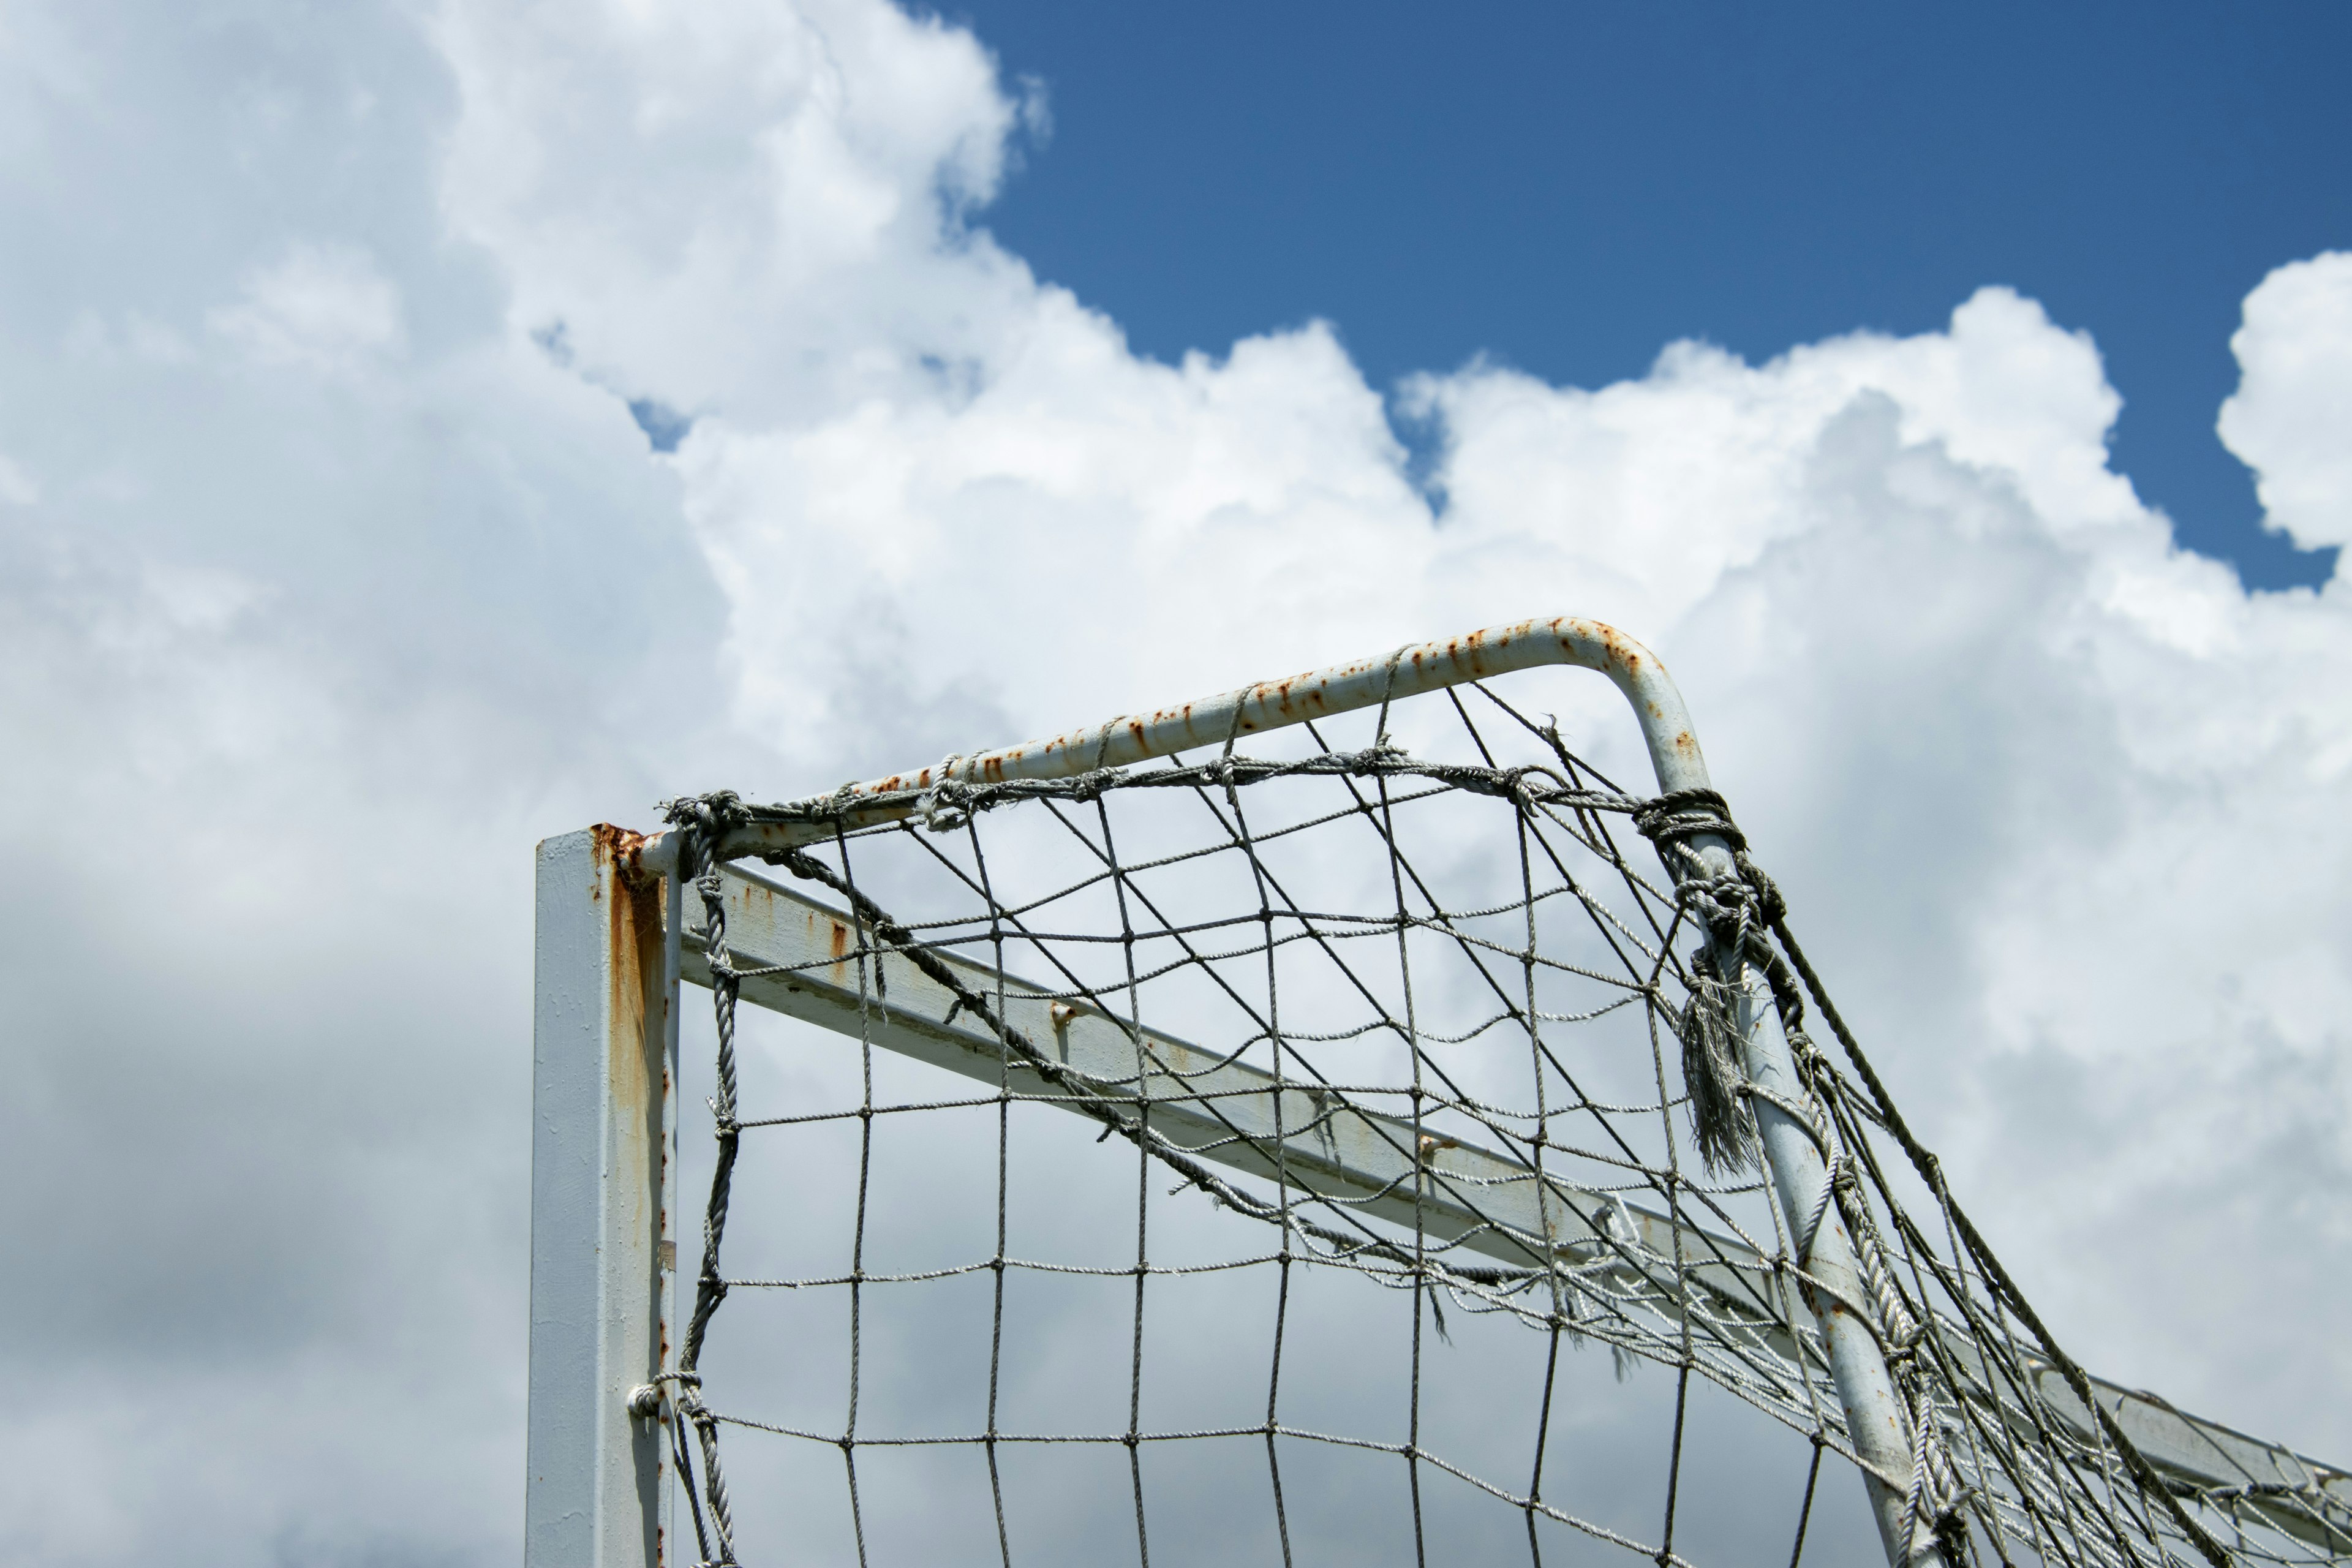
[209, 239, 406, 371]
[0, 0, 2347, 1562]
[0, 451, 34, 504]
[434, 0, 1034, 425]
[2221, 249, 2352, 553]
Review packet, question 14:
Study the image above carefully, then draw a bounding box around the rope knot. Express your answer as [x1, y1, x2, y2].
[1734, 850, 1787, 923]
[1632, 787, 1747, 853]
[660, 790, 749, 833]
[1067, 767, 1114, 802]
[1636, 790, 1789, 954]
[1786, 1027, 1827, 1075]
[1676, 870, 1757, 929]
[628, 1370, 705, 1418]
[918, 760, 975, 832]
[660, 791, 753, 872]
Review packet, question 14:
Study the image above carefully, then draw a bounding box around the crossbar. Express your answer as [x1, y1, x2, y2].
[629, 615, 1706, 873]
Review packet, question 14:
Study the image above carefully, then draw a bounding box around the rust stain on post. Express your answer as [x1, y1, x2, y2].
[592, 825, 663, 1231]
[609, 823, 654, 886]
[725, 614, 1701, 844]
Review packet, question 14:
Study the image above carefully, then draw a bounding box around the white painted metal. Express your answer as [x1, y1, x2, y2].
[1731, 968, 1937, 1562]
[528, 827, 678, 1568]
[630, 615, 1710, 872]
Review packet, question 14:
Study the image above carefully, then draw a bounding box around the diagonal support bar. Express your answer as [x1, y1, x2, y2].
[684, 863, 2352, 1555]
[680, 866, 1797, 1364]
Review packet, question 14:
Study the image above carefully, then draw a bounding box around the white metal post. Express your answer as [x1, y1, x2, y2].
[1730, 946, 1939, 1564]
[528, 827, 678, 1568]
[1661, 824, 1939, 1564]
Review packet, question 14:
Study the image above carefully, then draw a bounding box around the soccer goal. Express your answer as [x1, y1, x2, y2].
[529, 616, 2348, 1568]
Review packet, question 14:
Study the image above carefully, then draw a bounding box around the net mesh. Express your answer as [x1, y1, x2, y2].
[652, 673, 2346, 1568]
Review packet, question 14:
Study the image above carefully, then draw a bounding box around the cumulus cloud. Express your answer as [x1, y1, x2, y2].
[2221, 251, 2352, 554]
[0, 0, 2345, 1562]
[434, 0, 1038, 427]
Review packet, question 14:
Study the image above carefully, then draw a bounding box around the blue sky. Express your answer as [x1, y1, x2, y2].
[958, 0, 2351, 587]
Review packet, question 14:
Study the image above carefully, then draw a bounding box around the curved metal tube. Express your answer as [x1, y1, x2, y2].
[638, 614, 1711, 870]
[857, 613, 1710, 796]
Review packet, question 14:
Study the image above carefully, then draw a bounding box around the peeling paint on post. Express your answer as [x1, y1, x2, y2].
[528, 827, 676, 1568]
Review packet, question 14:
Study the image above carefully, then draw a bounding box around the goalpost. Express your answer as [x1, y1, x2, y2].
[529, 616, 2350, 1568]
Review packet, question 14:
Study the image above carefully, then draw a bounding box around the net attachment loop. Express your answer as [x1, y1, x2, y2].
[626, 1370, 703, 1419]
[1638, 788, 1980, 1563]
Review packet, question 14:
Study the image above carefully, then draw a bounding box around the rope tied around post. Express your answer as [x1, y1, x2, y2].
[655, 790, 756, 1567]
[1635, 787, 1972, 1564]
[1635, 790, 1784, 1180]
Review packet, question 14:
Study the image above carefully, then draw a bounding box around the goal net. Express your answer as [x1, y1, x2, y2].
[562, 619, 2346, 1568]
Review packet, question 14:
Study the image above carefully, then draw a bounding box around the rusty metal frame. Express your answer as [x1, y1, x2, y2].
[630, 614, 1939, 1565]
[630, 615, 1706, 875]
[536, 614, 2348, 1567]
[527, 827, 679, 1568]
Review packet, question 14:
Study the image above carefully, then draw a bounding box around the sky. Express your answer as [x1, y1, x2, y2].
[949, 0, 2352, 592]
[0, 1, 2347, 1564]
